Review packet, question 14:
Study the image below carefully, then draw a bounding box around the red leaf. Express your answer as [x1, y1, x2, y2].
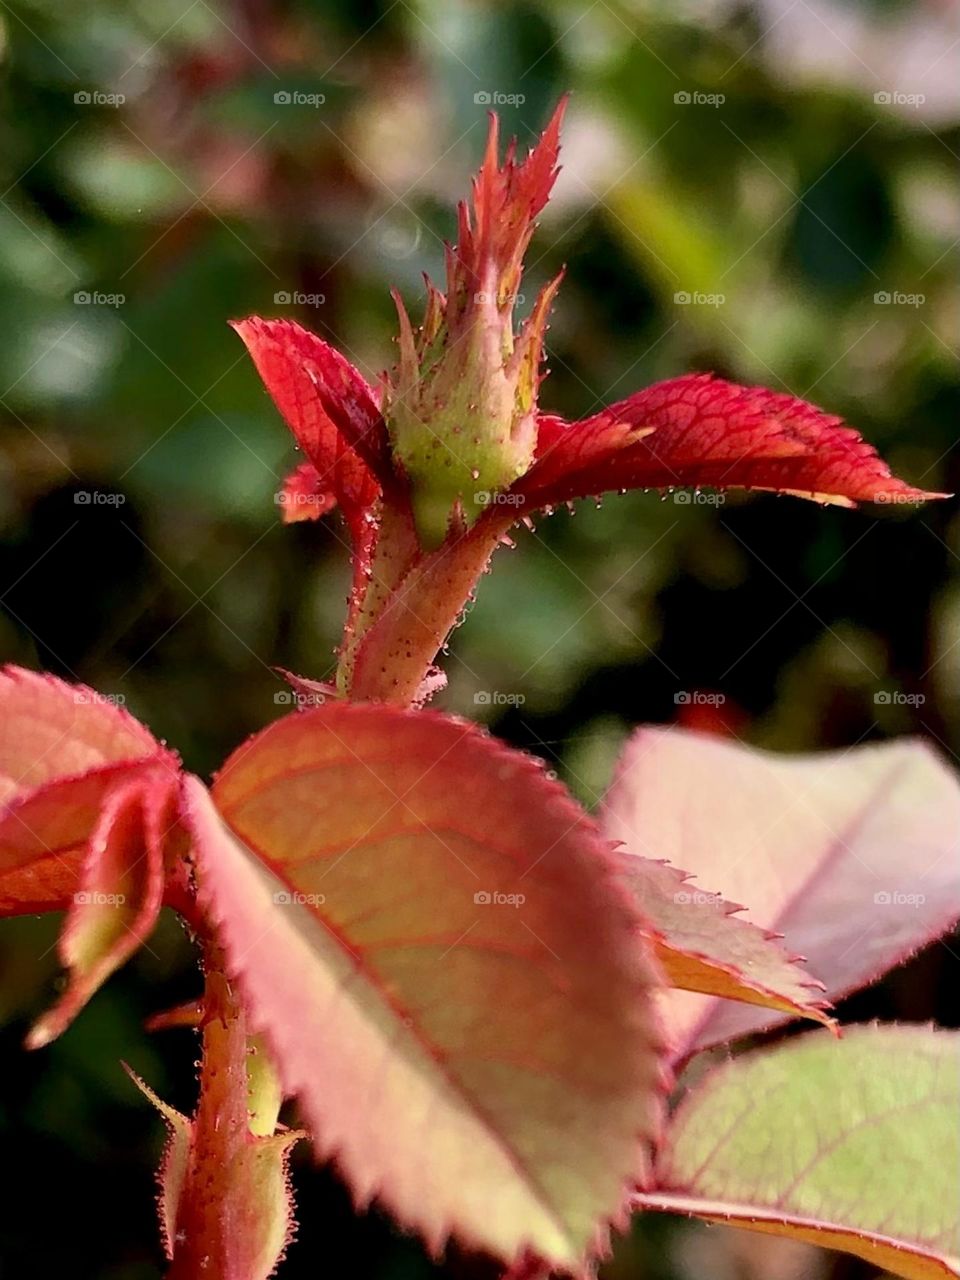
[27, 765, 177, 1048]
[231, 316, 387, 502]
[276, 461, 337, 524]
[520, 374, 943, 509]
[0, 665, 160, 800]
[186, 704, 668, 1271]
[605, 727, 960, 1060]
[232, 317, 397, 657]
[1, 766, 142, 914]
[0, 666, 171, 916]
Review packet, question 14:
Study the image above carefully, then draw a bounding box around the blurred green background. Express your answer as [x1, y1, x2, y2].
[1, 0, 957, 1276]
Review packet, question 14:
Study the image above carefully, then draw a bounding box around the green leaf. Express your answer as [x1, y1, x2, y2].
[636, 1025, 960, 1280]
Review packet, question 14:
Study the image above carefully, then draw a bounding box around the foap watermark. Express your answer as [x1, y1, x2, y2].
[73, 691, 126, 707]
[874, 290, 924, 308]
[474, 890, 526, 907]
[874, 890, 926, 907]
[274, 689, 326, 708]
[75, 891, 126, 906]
[674, 889, 723, 907]
[674, 290, 725, 308]
[274, 290, 325, 307]
[74, 290, 125, 308]
[474, 290, 525, 307]
[874, 91, 926, 108]
[74, 89, 125, 107]
[875, 690, 926, 707]
[673, 489, 725, 506]
[475, 490, 525, 508]
[274, 489, 329, 514]
[874, 492, 926, 506]
[474, 690, 526, 707]
[674, 90, 725, 107]
[75, 490, 126, 506]
[273, 890, 326, 906]
[674, 690, 726, 706]
[274, 90, 326, 107]
[474, 91, 526, 106]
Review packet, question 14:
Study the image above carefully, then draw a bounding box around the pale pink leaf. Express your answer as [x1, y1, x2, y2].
[604, 727, 960, 1059]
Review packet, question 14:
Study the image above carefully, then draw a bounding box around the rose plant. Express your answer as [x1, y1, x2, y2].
[1, 100, 957, 1280]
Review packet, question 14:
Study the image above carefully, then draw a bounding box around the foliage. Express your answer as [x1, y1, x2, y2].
[2, 96, 959, 1280]
[1, 4, 958, 1278]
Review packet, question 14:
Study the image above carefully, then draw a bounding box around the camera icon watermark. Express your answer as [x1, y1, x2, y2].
[873, 492, 926, 505]
[873, 290, 924, 308]
[874, 690, 925, 706]
[73, 690, 126, 706]
[674, 290, 725, 308]
[473, 890, 526, 907]
[674, 90, 725, 107]
[74, 490, 126, 506]
[474, 290, 525, 307]
[474, 490, 525, 508]
[874, 90, 925, 107]
[673, 489, 725, 506]
[473, 91, 526, 106]
[674, 889, 723, 906]
[274, 89, 326, 107]
[674, 690, 726, 706]
[274, 689, 326, 708]
[273, 290, 325, 307]
[473, 690, 526, 707]
[74, 291, 125, 308]
[274, 489, 329, 512]
[873, 890, 925, 907]
[74, 89, 125, 107]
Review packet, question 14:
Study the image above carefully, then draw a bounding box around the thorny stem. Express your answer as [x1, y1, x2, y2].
[170, 500, 508, 1272]
[344, 506, 514, 705]
[166, 945, 264, 1279]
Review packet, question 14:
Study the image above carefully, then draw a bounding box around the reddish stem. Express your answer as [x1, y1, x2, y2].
[347, 508, 513, 704]
[166, 950, 250, 1279]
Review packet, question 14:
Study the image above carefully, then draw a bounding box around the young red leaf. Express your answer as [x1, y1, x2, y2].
[0, 665, 160, 800]
[606, 727, 960, 1059]
[519, 374, 944, 509]
[606, 849, 832, 1034]
[635, 1025, 960, 1280]
[0, 666, 172, 916]
[231, 316, 389, 486]
[27, 766, 177, 1048]
[276, 461, 337, 525]
[230, 317, 414, 668]
[184, 703, 668, 1272]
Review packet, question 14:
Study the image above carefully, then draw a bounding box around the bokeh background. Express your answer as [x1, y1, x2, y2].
[1, 0, 958, 1276]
